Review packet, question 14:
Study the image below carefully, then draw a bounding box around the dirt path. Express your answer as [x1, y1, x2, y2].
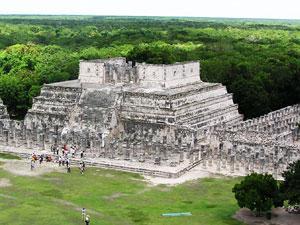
[1, 158, 222, 186]
[144, 165, 224, 186]
[233, 208, 300, 225]
[0, 178, 11, 187]
[0, 159, 65, 177]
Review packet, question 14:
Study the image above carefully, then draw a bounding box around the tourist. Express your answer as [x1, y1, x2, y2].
[71, 145, 77, 157]
[30, 160, 35, 170]
[67, 164, 71, 173]
[85, 215, 90, 225]
[46, 155, 52, 162]
[81, 208, 86, 221]
[39, 154, 43, 164]
[80, 164, 84, 175]
[32, 152, 37, 162]
[82, 161, 86, 171]
[58, 156, 62, 166]
[72, 145, 77, 157]
[80, 150, 84, 158]
[66, 158, 70, 167]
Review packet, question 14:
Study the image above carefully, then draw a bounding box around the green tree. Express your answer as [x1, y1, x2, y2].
[0, 75, 28, 118]
[232, 173, 282, 216]
[280, 160, 300, 205]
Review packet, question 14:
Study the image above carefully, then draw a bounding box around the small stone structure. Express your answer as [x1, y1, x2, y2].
[0, 57, 299, 178]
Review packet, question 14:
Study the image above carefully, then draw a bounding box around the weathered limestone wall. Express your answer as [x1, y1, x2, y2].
[1, 57, 298, 178]
[121, 82, 242, 131]
[229, 105, 300, 135]
[79, 61, 105, 83]
[136, 61, 200, 89]
[201, 104, 300, 177]
[79, 57, 137, 84]
[0, 99, 9, 120]
[61, 86, 123, 149]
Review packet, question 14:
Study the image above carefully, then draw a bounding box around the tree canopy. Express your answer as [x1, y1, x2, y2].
[0, 16, 299, 119]
[232, 173, 282, 216]
[280, 160, 300, 205]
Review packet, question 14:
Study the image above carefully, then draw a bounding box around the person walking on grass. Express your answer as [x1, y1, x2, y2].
[81, 208, 86, 221]
[82, 161, 86, 172]
[66, 157, 70, 167]
[30, 160, 35, 171]
[80, 164, 84, 175]
[39, 154, 43, 164]
[85, 215, 90, 225]
[67, 164, 71, 173]
[58, 156, 62, 166]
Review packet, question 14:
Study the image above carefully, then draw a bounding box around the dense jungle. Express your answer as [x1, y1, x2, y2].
[0, 15, 299, 119]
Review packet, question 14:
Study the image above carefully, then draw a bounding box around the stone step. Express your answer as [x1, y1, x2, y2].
[186, 105, 241, 128]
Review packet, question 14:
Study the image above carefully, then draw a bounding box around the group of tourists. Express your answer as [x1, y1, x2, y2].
[30, 144, 87, 175]
[52, 144, 78, 157]
[58, 155, 71, 173]
[30, 152, 53, 170]
[53, 144, 87, 174]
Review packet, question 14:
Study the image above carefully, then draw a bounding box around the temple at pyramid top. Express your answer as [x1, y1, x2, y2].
[78, 57, 200, 89]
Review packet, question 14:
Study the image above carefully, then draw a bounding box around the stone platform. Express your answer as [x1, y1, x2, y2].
[0, 57, 299, 178]
[0, 145, 203, 178]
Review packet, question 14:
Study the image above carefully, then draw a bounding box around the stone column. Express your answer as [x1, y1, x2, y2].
[230, 154, 235, 173]
[14, 128, 19, 148]
[235, 157, 240, 172]
[250, 155, 255, 172]
[194, 148, 199, 161]
[125, 143, 130, 160]
[26, 129, 32, 149]
[179, 146, 184, 163]
[0, 122, 3, 137]
[12, 126, 17, 147]
[189, 151, 194, 164]
[202, 148, 207, 169]
[162, 144, 168, 161]
[132, 142, 137, 158]
[273, 162, 278, 180]
[3, 130, 9, 145]
[110, 142, 115, 159]
[244, 156, 250, 174]
[221, 148, 227, 169]
[216, 154, 221, 172]
[259, 157, 265, 174]
[139, 142, 145, 163]
[40, 134, 45, 150]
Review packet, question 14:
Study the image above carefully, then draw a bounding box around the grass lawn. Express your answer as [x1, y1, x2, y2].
[0, 162, 243, 225]
[0, 152, 21, 160]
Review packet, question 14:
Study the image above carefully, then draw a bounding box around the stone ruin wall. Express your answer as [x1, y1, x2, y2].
[0, 57, 299, 178]
[79, 57, 200, 89]
[204, 104, 300, 177]
[136, 61, 200, 89]
[79, 58, 138, 84]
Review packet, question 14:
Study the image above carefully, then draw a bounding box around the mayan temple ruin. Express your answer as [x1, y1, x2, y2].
[0, 57, 299, 178]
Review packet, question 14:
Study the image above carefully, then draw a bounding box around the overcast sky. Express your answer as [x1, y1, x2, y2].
[0, 0, 299, 20]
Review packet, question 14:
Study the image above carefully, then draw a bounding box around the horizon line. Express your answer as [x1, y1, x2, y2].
[0, 14, 299, 21]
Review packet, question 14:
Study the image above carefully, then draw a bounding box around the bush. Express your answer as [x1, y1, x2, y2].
[280, 160, 300, 206]
[232, 173, 282, 216]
